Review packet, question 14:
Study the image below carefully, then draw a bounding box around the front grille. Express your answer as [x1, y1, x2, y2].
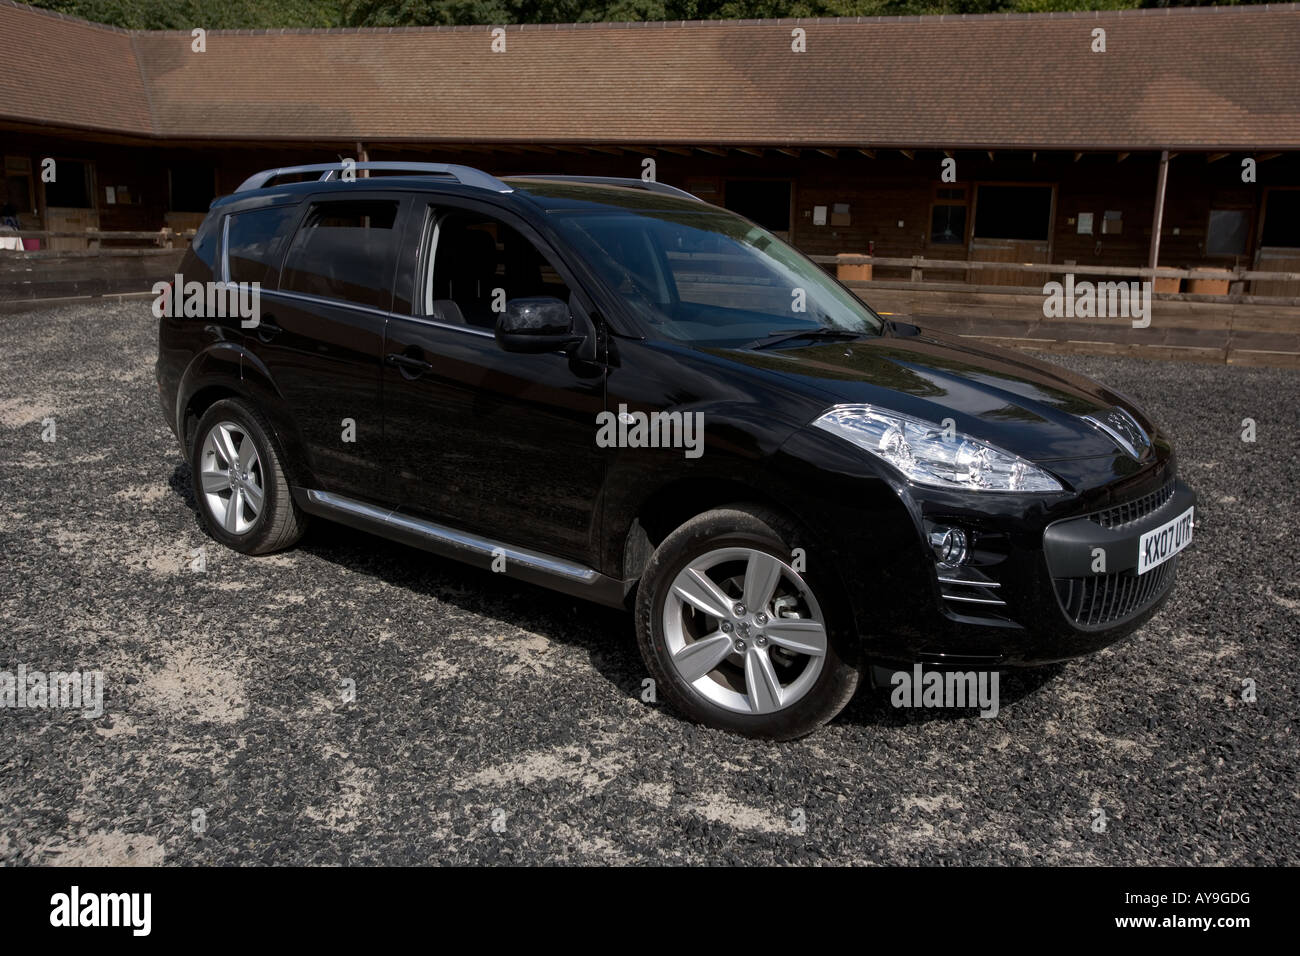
[1054, 557, 1178, 629]
[1088, 480, 1175, 530]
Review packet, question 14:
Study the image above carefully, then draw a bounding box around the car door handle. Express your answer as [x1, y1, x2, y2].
[386, 352, 434, 375]
[255, 317, 282, 342]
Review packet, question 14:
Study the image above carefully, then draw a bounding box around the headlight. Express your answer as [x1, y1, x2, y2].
[812, 404, 1063, 493]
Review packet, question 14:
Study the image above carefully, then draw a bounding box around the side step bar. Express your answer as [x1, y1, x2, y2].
[296, 489, 628, 608]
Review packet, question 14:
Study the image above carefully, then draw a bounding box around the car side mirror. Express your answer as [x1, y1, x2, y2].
[495, 297, 584, 354]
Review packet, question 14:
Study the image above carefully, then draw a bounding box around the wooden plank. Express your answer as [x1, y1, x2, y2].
[970, 238, 1048, 287]
[1251, 248, 1300, 297]
[838, 277, 1300, 309]
[3, 249, 180, 261]
[814, 253, 1300, 283]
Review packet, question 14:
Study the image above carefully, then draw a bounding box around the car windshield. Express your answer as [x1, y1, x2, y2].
[549, 207, 884, 348]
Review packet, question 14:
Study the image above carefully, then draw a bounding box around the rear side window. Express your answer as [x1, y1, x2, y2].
[182, 212, 221, 282]
[226, 205, 297, 284]
[280, 200, 400, 309]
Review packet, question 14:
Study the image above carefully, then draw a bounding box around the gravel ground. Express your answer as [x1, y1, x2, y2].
[0, 300, 1296, 866]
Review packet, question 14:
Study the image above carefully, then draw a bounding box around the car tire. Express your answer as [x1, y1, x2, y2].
[190, 398, 306, 555]
[635, 504, 860, 740]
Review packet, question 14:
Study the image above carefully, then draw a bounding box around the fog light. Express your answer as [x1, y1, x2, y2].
[929, 526, 968, 567]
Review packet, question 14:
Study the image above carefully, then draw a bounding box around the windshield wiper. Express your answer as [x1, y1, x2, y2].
[743, 327, 867, 351]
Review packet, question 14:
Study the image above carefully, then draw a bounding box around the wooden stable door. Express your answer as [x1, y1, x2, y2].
[1252, 248, 1300, 297]
[968, 184, 1055, 288]
[1252, 190, 1300, 296]
[45, 207, 99, 250]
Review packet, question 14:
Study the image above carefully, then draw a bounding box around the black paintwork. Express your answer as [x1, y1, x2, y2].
[157, 175, 1196, 667]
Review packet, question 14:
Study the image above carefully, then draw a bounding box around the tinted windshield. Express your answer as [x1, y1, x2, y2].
[550, 208, 883, 348]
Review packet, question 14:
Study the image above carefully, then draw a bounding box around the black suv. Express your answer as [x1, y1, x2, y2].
[157, 162, 1196, 739]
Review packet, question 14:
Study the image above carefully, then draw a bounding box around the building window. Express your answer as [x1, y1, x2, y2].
[3, 156, 35, 215]
[723, 180, 791, 233]
[44, 159, 94, 209]
[930, 186, 968, 245]
[1206, 209, 1250, 256]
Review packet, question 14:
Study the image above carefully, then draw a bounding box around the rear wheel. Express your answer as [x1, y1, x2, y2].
[190, 398, 306, 555]
[635, 505, 860, 739]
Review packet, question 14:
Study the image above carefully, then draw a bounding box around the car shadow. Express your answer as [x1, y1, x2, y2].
[167, 462, 638, 681]
[837, 661, 1067, 729]
[167, 462, 1069, 732]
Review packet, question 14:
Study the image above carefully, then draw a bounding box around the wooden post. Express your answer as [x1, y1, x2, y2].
[1148, 150, 1171, 270]
[911, 255, 923, 283]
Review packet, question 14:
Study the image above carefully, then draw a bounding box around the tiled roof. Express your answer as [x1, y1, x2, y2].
[3, 1, 1299, 149]
[0, 1, 153, 135]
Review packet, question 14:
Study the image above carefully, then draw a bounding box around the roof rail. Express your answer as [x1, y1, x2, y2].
[234, 162, 514, 194]
[507, 175, 701, 202]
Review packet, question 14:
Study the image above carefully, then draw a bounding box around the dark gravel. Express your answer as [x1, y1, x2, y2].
[1, 301, 1296, 865]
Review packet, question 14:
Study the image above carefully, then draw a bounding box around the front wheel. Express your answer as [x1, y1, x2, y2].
[635, 505, 860, 739]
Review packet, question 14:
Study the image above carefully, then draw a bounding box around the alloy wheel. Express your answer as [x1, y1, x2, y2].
[662, 546, 827, 715]
[199, 420, 266, 535]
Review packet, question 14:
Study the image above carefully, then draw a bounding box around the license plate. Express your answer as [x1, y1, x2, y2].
[1137, 505, 1194, 575]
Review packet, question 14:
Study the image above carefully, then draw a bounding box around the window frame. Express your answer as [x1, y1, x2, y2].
[928, 183, 971, 248]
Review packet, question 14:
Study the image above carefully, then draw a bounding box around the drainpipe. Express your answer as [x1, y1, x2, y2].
[1148, 149, 1171, 270]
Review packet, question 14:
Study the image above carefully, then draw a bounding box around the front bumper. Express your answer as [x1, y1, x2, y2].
[899, 477, 1196, 666]
[771, 427, 1195, 668]
[1042, 479, 1194, 631]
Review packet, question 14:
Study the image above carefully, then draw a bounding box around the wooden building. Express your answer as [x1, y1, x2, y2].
[2, 0, 1299, 292]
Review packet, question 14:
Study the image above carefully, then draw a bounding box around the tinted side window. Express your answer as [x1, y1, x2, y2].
[422, 209, 570, 328]
[281, 200, 400, 309]
[226, 205, 297, 284]
[181, 212, 222, 282]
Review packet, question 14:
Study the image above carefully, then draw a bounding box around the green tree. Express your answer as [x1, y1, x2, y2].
[28, 0, 1232, 29]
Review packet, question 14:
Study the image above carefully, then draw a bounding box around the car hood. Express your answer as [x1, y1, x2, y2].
[719, 328, 1156, 463]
